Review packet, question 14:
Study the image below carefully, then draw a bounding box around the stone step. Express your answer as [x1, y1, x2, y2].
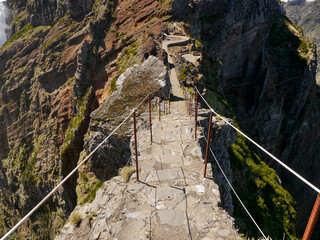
[145, 168, 184, 183]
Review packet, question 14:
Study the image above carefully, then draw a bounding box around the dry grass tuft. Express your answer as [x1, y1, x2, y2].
[119, 166, 136, 182]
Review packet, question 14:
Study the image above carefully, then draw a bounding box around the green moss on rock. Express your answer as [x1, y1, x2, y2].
[116, 42, 140, 75]
[76, 171, 104, 205]
[200, 51, 298, 239]
[61, 89, 90, 155]
[2, 24, 33, 48]
[229, 135, 297, 239]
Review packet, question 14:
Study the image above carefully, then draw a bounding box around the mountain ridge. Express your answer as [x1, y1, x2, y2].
[0, 0, 319, 239]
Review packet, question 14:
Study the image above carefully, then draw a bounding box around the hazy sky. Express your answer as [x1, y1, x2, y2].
[281, 0, 316, 2]
[0, 0, 6, 47]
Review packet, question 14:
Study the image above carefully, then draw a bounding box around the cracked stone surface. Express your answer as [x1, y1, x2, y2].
[55, 36, 241, 240]
[55, 93, 241, 240]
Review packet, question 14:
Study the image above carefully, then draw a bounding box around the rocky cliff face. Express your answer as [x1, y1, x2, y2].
[6, 0, 93, 35]
[172, 0, 319, 237]
[283, 0, 320, 81]
[0, 0, 317, 239]
[0, 0, 171, 238]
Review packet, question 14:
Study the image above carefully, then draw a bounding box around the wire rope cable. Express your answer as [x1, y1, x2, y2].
[195, 87, 320, 194]
[1, 93, 151, 240]
[209, 146, 268, 239]
[197, 119, 268, 239]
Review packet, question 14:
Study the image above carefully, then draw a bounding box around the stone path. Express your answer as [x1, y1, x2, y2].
[56, 107, 241, 240]
[55, 35, 241, 239]
[162, 35, 189, 115]
[182, 54, 201, 63]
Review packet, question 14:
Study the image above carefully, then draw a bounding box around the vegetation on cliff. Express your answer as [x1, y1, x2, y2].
[199, 15, 304, 235]
[174, 0, 317, 237]
[0, 0, 315, 239]
[0, 1, 106, 238]
[284, 0, 320, 80]
[229, 135, 297, 239]
[203, 83, 298, 239]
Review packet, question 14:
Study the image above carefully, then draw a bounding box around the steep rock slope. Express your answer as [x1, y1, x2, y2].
[283, 0, 320, 81]
[6, 0, 94, 35]
[0, 0, 171, 238]
[169, 34, 297, 239]
[172, 0, 319, 237]
[0, 0, 315, 239]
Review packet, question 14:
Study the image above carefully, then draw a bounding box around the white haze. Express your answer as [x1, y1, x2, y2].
[281, 0, 316, 2]
[0, 0, 6, 47]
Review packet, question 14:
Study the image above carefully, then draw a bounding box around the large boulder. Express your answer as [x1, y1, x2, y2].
[84, 55, 171, 180]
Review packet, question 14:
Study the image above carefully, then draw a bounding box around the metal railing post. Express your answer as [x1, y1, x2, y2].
[148, 95, 152, 143]
[303, 193, 320, 240]
[133, 110, 139, 182]
[188, 95, 191, 115]
[169, 90, 171, 114]
[195, 88, 198, 139]
[159, 88, 161, 121]
[204, 111, 213, 178]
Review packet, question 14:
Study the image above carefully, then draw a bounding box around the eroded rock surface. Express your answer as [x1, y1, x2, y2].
[173, 0, 319, 233]
[82, 56, 170, 181]
[56, 103, 241, 240]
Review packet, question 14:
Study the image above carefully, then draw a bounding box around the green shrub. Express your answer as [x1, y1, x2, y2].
[76, 172, 104, 205]
[109, 77, 118, 94]
[179, 68, 187, 80]
[42, 32, 66, 51]
[61, 89, 90, 154]
[195, 40, 202, 48]
[116, 42, 139, 75]
[86, 211, 98, 221]
[92, 0, 104, 11]
[69, 212, 82, 226]
[12, 10, 27, 24]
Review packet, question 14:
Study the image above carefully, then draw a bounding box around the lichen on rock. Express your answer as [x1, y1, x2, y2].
[76, 55, 170, 203]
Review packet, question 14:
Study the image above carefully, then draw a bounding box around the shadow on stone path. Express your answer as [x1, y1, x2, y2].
[55, 35, 242, 240]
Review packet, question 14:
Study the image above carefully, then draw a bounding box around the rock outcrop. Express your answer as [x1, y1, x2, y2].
[284, 0, 320, 82]
[6, 0, 94, 35]
[74, 39, 90, 101]
[82, 55, 170, 181]
[210, 118, 237, 215]
[0, 0, 316, 239]
[172, 0, 318, 236]
[0, 0, 172, 237]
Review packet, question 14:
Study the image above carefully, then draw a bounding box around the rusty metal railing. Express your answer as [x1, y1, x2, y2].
[303, 193, 320, 240]
[0, 90, 157, 240]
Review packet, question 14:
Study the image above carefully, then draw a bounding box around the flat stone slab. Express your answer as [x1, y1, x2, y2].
[182, 54, 201, 63]
[127, 210, 151, 220]
[195, 185, 205, 193]
[165, 136, 183, 142]
[146, 168, 183, 182]
[217, 229, 231, 237]
[145, 186, 185, 206]
[127, 183, 144, 193]
[160, 155, 182, 163]
[157, 209, 185, 227]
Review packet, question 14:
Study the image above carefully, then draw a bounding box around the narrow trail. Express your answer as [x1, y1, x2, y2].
[55, 36, 241, 240]
[162, 35, 190, 115]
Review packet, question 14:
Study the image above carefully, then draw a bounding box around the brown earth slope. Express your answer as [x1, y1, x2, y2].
[0, 0, 319, 239]
[0, 0, 172, 238]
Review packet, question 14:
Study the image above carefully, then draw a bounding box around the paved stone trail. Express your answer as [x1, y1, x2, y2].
[56, 36, 241, 239]
[56, 102, 241, 240]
